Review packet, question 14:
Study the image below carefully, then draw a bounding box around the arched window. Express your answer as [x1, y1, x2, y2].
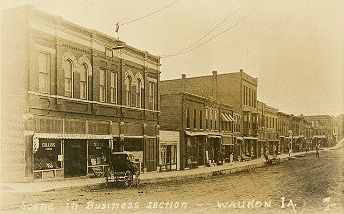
[125, 75, 132, 106]
[80, 63, 88, 99]
[64, 60, 73, 97]
[110, 72, 118, 104]
[136, 78, 143, 108]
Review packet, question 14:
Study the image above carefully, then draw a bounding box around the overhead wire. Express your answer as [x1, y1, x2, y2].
[160, 7, 241, 57]
[161, 5, 258, 58]
[119, 0, 183, 26]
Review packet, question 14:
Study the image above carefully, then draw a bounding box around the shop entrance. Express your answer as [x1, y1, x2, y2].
[64, 140, 87, 177]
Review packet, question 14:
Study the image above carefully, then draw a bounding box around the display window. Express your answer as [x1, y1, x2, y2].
[88, 140, 110, 166]
[34, 139, 62, 170]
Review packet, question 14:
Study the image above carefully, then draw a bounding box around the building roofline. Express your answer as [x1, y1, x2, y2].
[4, 4, 160, 61]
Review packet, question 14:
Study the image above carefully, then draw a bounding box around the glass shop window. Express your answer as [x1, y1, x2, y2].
[88, 140, 110, 166]
[34, 139, 62, 170]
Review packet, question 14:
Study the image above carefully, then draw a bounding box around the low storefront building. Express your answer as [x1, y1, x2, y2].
[159, 130, 180, 171]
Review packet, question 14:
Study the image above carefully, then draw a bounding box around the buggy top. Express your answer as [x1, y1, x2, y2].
[109, 152, 137, 172]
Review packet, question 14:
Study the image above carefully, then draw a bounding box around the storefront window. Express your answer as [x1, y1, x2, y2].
[34, 139, 62, 170]
[88, 140, 110, 166]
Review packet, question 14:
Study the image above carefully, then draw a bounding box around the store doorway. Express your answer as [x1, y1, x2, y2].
[64, 140, 87, 177]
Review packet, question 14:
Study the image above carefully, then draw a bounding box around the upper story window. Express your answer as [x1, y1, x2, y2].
[186, 108, 190, 128]
[125, 75, 132, 106]
[110, 72, 118, 104]
[99, 69, 106, 102]
[105, 48, 113, 57]
[199, 110, 203, 129]
[215, 109, 218, 129]
[80, 64, 88, 100]
[210, 109, 213, 130]
[136, 77, 144, 108]
[205, 108, 209, 130]
[149, 81, 157, 110]
[64, 60, 73, 97]
[193, 109, 197, 129]
[38, 53, 50, 94]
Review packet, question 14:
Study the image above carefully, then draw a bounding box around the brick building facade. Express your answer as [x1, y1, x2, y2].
[160, 70, 258, 161]
[305, 115, 338, 147]
[256, 101, 279, 156]
[160, 92, 235, 169]
[1, 6, 160, 182]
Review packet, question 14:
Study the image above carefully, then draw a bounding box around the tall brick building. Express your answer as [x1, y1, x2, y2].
[160, 70, 258, 161]
[1, 6, 160, 182]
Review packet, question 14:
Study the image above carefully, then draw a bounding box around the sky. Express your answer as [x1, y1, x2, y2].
[1, 0, 344, 116]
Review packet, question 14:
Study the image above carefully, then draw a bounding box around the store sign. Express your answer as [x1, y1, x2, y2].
[93, 142, 103, 147]
[41, 142, 56, 148]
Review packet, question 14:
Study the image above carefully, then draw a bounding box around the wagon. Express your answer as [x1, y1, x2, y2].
[105, 152, 140, 188]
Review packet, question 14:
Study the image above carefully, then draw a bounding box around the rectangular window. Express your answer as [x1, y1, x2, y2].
[186, 108, 190, 128]
[34, 139, 61, 171]
[243, 86, 245, 105]
[149, 81, 156, 110]
[214, 110, 217, 130]
[245, 86, 248, 105]
[199, 110, 203, 129]
[80, 65, 87, 100]
[210, 109, 213, 130]
[205, 109, 209, 130]
[38, 53, 50, 93]
[105, 48, 113, 57]
[99, 69, 106, 102]
[193, 109, 197, 129]
[110, 72, 117, 103]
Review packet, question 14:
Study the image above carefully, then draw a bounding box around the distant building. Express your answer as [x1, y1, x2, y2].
[160, 92, 235, 169]
[1, 6, 161, 182]
[305, 115, 338, 147]
[277, 111, 292, 153]
[257, 101, 279, 155]
[335, 114, 344, 141]
[161, 70, 258, 161]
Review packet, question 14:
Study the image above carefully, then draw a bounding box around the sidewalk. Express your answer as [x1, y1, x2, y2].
[1, 145, 340, 193]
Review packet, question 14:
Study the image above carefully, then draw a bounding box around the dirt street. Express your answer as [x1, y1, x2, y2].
[1, 147, 343, 214]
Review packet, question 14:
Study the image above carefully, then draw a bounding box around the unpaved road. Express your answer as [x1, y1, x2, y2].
[1, 146, 343, 214]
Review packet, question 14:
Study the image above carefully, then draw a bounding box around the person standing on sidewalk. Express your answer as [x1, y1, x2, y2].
[316, 145, 320, 158]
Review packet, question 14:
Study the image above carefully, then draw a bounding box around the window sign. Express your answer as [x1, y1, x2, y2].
[34, 139, 62, 170]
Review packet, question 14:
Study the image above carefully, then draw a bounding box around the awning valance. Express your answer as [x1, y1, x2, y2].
[312, 135, 327, 139]
[243, 136, 258, 140]
[33, 133, 114, 140]
[208, 134, 222, 139]
[185, 131, 207, 136]
[33, 133, 113, 153]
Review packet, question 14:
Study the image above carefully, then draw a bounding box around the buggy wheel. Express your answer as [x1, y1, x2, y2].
[123, 171, 133, 189]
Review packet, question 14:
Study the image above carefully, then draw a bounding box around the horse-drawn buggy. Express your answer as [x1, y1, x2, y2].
[105, 152, 140, 188]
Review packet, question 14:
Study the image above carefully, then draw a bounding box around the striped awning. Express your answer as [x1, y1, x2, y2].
[221, 113, 229, 122]
[226, 114, 235, 122]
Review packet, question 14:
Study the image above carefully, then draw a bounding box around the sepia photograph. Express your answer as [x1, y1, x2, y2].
[0, 0, 343, 214]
